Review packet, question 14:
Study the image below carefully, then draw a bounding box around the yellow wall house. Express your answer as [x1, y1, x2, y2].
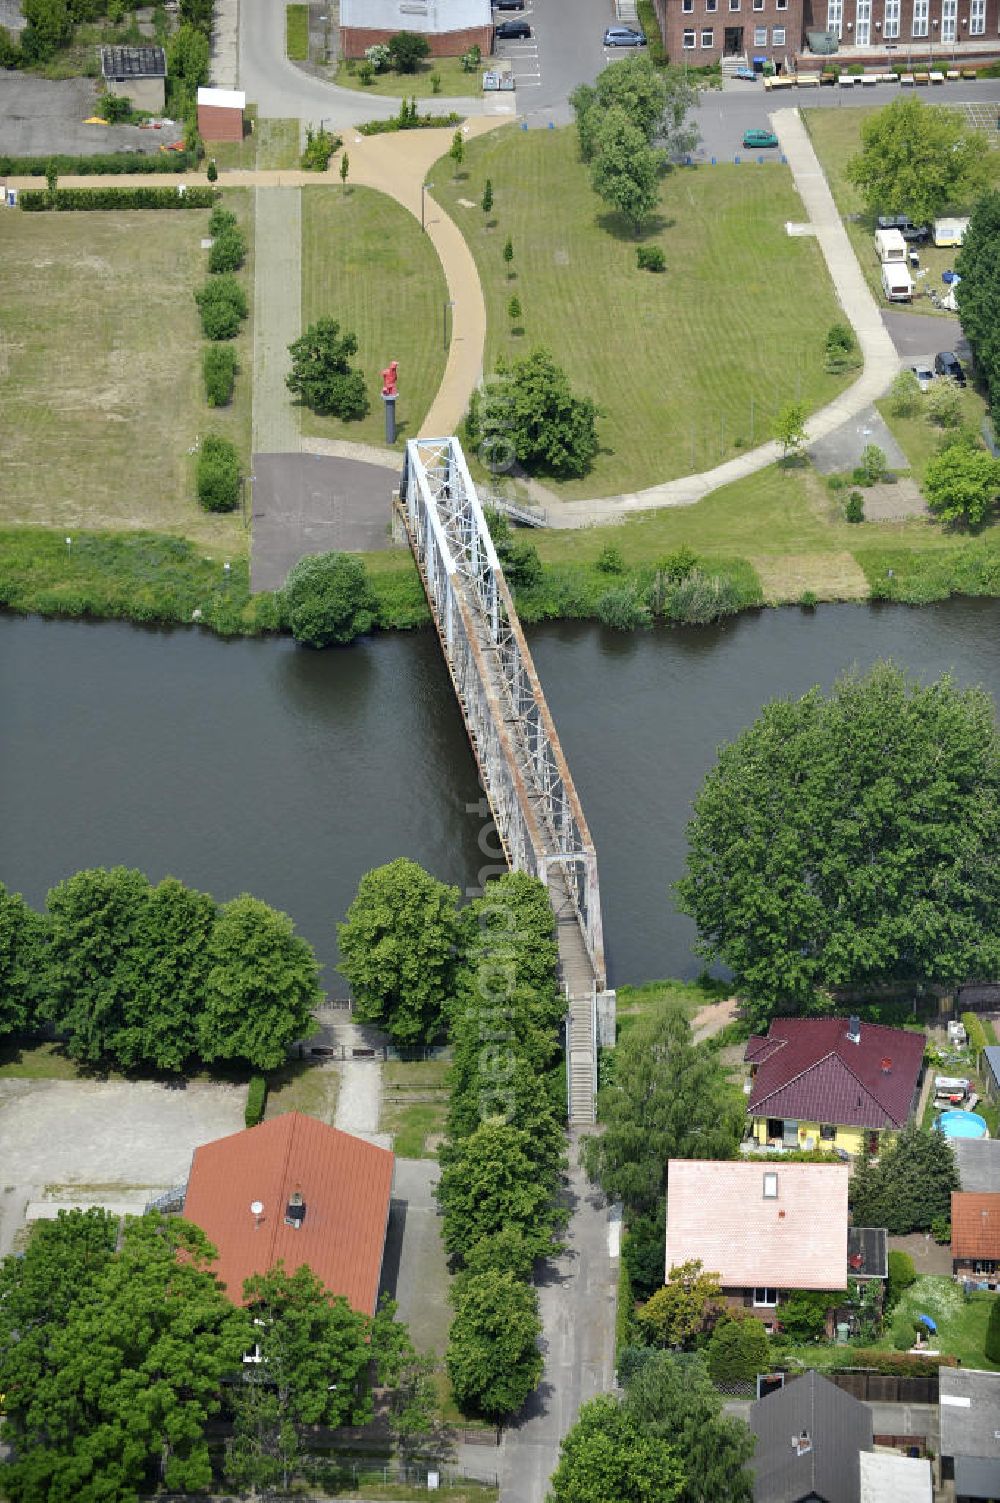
[745, 1017, 926, 1157]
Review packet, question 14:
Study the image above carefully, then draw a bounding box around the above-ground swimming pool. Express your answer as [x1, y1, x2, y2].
[937, 1110, 989, 1140]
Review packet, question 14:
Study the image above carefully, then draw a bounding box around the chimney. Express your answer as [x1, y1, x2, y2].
[847, 1016, 861, 1044]
[284, 1189, 306, 1229]
[881, 1057, 892, 1074]
[791, 1431, 813, 1457]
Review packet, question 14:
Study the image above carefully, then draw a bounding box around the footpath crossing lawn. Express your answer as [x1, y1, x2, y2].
[433, 126, 851, 501]
[299, 186, 449, 449]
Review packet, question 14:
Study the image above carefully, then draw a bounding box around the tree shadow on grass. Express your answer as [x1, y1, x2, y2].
[595, 210, 675, 242]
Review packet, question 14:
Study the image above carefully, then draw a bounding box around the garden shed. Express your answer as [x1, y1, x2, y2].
[197, 87, 246, 143]
[100, 46, 166, 112]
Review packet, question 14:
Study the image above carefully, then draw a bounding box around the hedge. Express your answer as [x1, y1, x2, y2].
[195, 275, 248, 340]
[203, 344, 237, 407]
[987, 1298, 1000, 1364]
[0, 152, 194, 175]
[831, 1349, 958, 1375]
[245, 1074, 268, 1127]
[21, 186, 217, 212]
[197, 434, 240, 512]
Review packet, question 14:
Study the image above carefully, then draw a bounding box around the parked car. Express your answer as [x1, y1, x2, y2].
[910, 363, 935, 392]
[877, 213, 930, 243]
[935, 351, 967, 386]
[494, 0, 525, 8]
[496, 18, 531, 36]
[743, 128, 779, 148]
[604, 25, 647, 45]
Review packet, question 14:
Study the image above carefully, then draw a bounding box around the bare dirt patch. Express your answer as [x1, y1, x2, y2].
[750, 550, 870, 603]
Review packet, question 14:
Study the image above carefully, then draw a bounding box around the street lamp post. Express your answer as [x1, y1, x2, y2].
[443, 300, 455, 351]
[422, 182, 434, 233]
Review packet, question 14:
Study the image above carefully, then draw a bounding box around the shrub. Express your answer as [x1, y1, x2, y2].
[281, 551, 379, 648]
[364, 42, 391, 71]
[825, 321, 860, 373]
[931, 1215, 952, 1244]
[886, 1249, 917, 1312]
[892, 1318, 915, 1350]
[845, 490, 865, 523]
[357, 59, 375, 85]
[927, 379, 963, 428]
[387, 31, 429, 72]
[658, 546, 697, 582]
[21, 186, 216, 211]
[963, 1010, 988, 1057]
[888, 367, 922, 416]
[195, 274, 248, 339]
[301, 126, 341, 172]
[202, 344, 237, 406]
[206, 157, 217, 182]
[286, 318, 368, 419]
[843, 1348, 958, 1374]
[97, 93, 134, 124]
[706, 1316, 770, 1384]
[506, 540, 542, 590]
[208, 225, 246, 273]
[431, 71, 442, 93]
[245, 1073, 267, 1126]
[860, 443, 889, 485]
[597, 543, 626, 575]
[637, 245, 666, 272]
[461, 45, 481, 72]
[208, 205, 238, 237]
[357, 110, 462, 135]
[598, 586, 651, 631]
[665, 568, 742, 624]
[197, 434, 240, 512]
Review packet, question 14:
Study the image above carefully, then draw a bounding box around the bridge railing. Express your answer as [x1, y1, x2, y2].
[401, 437, 606, 989]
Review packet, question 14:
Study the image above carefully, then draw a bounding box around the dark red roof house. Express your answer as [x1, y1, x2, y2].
[182, 1112, 394, 1314]
[745, 1017, 926, 1154]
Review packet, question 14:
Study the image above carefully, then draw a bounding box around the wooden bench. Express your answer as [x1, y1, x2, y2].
[900, 72, 916, 84]
[947, 68, 961, 78]
[796, 74, 820, 86]
[914, 71, 931, 83]
[930, 71, 945, 82]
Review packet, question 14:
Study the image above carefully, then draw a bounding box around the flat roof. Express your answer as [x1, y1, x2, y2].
[859, 1451, 931, 1503]
[956, 1139, 1000, 1194]
[340, 0, 490, 32]
[939, 1368, 1000, 1462]
[197, 86, 247, 110]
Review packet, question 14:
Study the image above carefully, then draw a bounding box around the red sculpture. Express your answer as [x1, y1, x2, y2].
[381, 361, 399, 397]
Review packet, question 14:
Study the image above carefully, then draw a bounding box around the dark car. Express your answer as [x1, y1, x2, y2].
[934, 351, 967, 386]
[496, 18, 531, 36]
[877, 213, 929, 243]
[604, 25, 647, 45]
[494, 0, 525, 9]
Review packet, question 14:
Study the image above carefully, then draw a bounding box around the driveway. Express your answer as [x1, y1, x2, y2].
[0, 1077, 245, 1255]
[250, 454, 397, 592]
[881, 308, 971, 363]
[379, 1158, 452, 1360]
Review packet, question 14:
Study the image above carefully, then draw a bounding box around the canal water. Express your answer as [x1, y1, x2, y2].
[3, 599, 1000, 988]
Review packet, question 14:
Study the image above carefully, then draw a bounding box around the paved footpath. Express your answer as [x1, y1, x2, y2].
[252, 183, 302, 454]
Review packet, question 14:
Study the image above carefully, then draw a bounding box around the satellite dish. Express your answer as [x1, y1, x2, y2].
[250, 1200, 264, 1216]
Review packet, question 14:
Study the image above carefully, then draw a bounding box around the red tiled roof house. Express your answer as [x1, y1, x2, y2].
[182, 1112, 394, 1314]
[665, 1159, 852, 1328]
[951, 1191, 1000, 1282]
[746, 1017, 926, 1158]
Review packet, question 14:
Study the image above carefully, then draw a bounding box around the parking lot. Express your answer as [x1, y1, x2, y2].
[0, 1076, 245, 1255]
[0, 74, 182, 157]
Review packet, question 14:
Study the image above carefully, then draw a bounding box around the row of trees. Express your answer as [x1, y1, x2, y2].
[0, 1208, 432, 1501]
[958, 190, 1000, 435]
[0, 868, 321, 1072]
[338, 860, 565, 1418]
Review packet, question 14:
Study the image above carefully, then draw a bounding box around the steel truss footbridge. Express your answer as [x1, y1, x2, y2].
[399, 437, 614, 1124]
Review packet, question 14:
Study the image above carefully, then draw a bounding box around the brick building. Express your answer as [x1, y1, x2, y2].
[197, 87, 246, 143]
[339, 0, 492, 59]
[651, 0, 1000, 63]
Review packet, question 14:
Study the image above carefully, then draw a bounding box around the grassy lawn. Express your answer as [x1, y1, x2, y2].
[0, 1040, 90, 1081]
[433, 126, 851, 501]
[803, 107, 1000, 316]
[877, 384, 992, 483]
[334, 55, 485, 97]
[210, 114, 302, 173]
[616, 976, 731, 1036]
[877, 1277, 999, 1369]
[265, 1058, 340, 1122]
[286, 3, 309, 60]
[0, 199, 252, 553]
[300, 186, 449, 449]
[380, 1058, 450, 1157]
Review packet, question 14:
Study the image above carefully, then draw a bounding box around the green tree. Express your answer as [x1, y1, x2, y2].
[849, 1120, 959, 1234]
[775, 1289, 832, 1342]
[446, 1038, 565, 1182]
[167, 20, 209, 90]
[926, 377, 963, 428]
[44, 865, 152, 1065]
[887, 367, 922, 416]
[197, 432, 240, 511]
[281, 550, 379, 648]
[203, 342, 237, 406]
[482, 176, 494, 216]
[582, 1008, 744, 1212]
[503, 234, 514, 275]
[886, 1249, 917, 1311]
[0, 1213, 247, 1503]
[229, 1264, 372, 1492]
[286, 318, 368, 419]
[387, 30, 429, 71]
[19, 0, 72, 62]
[674, 663, 1000, 1022]
[847, 97, 989, 223]
[199, 894, 322, 1070]
[986, 1296, 1000, 1363]
[195, 272, 248, 339]
[571, 53, 698, 162]
[957, 190, 1000, 427]
[121, 875, 216, 1071]
[622, 1351, 754, 1503]
[340, 149, 349, 186]
[546, 1394, 685, 1503]
[436, 1117, 560, 1260]
[338, 858, 461, 1043]
[860, 442, 889, 485]
[774, 399, 807, 457]
[0, 883, 47, 1039]
[446, 1269, 543, 1419]
[590, 106, 662, 234]
[450, 128, 464, 175]
[508, 293, 523, 328]
[468, 348, 600, 479]
[635, 1261, 723, 1350]
[705, 1315, 771, 1384]
[370, 1296, 439, 1450]
[924, 443, 1000, 527]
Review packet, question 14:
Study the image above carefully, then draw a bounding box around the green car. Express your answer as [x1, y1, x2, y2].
[743, 128, 779, 149]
